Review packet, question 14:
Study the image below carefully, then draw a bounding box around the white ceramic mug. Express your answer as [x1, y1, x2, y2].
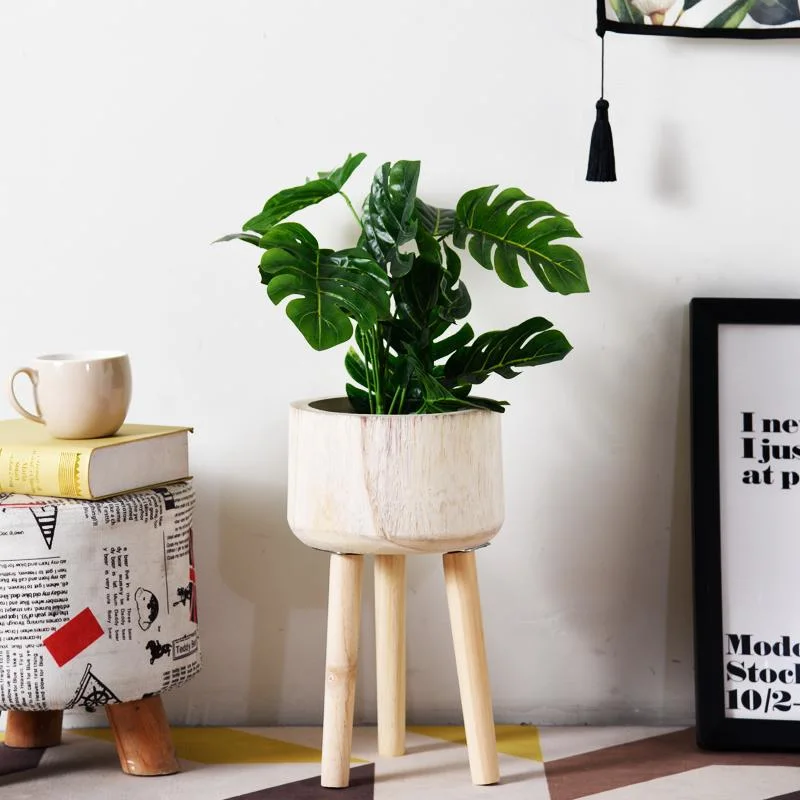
[8, 351, 132, 439]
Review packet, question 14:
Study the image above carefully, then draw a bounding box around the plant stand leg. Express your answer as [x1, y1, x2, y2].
[3, 710, 63, 748]
[321, 553, 364, 788]
[105, 696, 180, 776]
[375, 554, 406, 757]
[443, 550, 499, 786]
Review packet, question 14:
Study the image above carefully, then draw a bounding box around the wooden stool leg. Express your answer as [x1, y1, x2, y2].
[375, 554, 406, 757]
[443, 551, 499, 786]
[105, 696, 179, 776]
[321, 553, 364, 788]
[4, 710, 63, 748]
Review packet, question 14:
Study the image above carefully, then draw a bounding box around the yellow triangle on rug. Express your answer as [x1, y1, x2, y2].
[75, 726, 339, 765]
[408, 724, 542, 761]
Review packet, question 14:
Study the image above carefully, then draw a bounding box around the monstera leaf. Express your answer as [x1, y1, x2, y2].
[344, 343, 374, 412]
[258, 222, 390, 350]
[361, 161, 419, 277]
[444, 317, 572, 387]
[402, 356, 503, 413]
[432, 323, 474, 362]
[749, 0, 800, 23]
[243, 153, 366, 234]
[415, 198, 456, 237]
[394, 255, 441, 332]
[437, 244, 471, 323]
[390, 237, 470, 358]
[453, 186, 587, 295]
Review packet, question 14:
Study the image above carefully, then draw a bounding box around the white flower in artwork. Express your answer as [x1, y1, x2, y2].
[631, 0, 679, 25]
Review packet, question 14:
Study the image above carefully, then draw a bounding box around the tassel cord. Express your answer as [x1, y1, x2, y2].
[586, 32, 617, 182]
[600, 35, 605, 100]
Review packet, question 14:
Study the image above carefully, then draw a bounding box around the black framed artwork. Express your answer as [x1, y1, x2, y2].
[692, 298, 800, 749]
[598, 0, 800, 38]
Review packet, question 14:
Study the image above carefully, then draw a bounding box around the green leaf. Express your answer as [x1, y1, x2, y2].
[707, 0, 758, 26]
[682, 0, 705, 9]
[394, 256, 442, 331]
[432, 324, 474, 361]
[243, 153, 366, 234]
[361, 161, 420, 277]
[443, 242, 461, 283]
[749, 0, 800, 24]
[438, 244, 471, 323]
[258, 222, 390, 351]
[453, 186, 587, 294]
[609, 0, 645, 23]
[415, 225, 442, 265]
[317, 152, 367, 189]
[213, 232, 264, 247]
[344, 347, 368, 388]
[461, 396, 508, 413]
[444, 317, 572, 386]
[415, 198, 456, 237]
[345, 382, 371, 413]
[407, 357, 497, 414]
[437, 279, 471, 323]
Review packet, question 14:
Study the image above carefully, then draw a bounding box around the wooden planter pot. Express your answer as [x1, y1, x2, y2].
[287, 397, 504, 555]
[287, 398, 504, 787]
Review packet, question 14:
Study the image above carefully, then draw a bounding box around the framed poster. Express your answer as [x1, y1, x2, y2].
[599, 0, 800, 39]
[692, 297, 800, 749]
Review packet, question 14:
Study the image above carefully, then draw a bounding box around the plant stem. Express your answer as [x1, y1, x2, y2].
[358, 328, 375, 414]
[339, 191, 363, 231]
[387, 385, 403, 415]
[397, 384, 407, 414]
[368, 327, 384, 414]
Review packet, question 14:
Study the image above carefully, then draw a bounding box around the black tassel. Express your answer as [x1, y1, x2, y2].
[586, 35, 616, 182]
[587, 98, 616, 182]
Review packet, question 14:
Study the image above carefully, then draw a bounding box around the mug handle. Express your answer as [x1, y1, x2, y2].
[8, 367, 44, 424]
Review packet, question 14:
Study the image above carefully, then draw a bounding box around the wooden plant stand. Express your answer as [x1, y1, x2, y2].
[288, 398, 505, 789]
[319, 547, 498, 789]
[3, 696, 179, 776]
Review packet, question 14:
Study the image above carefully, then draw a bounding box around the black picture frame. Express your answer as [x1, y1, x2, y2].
[598, 0, 800, 39]
[692, 297, 800, 750]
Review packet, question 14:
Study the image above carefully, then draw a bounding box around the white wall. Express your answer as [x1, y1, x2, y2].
[1, 0, 798, 728]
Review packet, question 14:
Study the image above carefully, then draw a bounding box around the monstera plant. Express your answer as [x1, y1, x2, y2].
[219, 153, 588, 414]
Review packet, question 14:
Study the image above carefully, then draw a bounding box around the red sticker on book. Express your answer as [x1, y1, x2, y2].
[43, 608, 104, 667]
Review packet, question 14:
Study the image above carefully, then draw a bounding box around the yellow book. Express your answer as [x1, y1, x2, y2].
[0, 420, 192, 500]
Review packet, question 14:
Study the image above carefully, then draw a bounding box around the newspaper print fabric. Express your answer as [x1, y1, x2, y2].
[0, 481, 200, 711]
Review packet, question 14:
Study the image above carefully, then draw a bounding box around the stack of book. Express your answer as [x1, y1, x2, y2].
[0, 419, 191, 500]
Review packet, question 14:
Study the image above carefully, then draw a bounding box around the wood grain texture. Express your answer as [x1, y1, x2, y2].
[105, 696, 180, 776]
[443, 551, 499, 785]
[375, 554, 406, 757]
[321, 553, 364, 788]
[3, 710, 62, 748]
[287, 398, 504, 554]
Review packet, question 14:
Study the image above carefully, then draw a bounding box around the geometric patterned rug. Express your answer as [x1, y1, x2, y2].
[2, 725, 800, 798]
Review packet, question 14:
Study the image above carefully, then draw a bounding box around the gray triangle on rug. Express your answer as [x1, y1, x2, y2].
[0, 743, 47, 776]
